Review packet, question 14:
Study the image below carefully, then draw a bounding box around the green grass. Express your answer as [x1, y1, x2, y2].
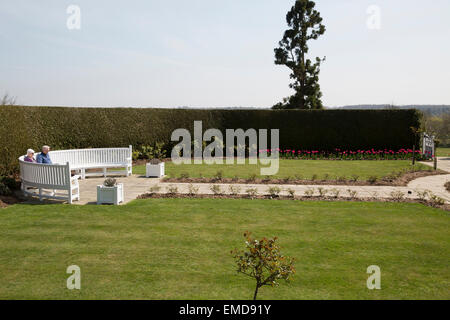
[0, 199, 448, 300]
[436, 148, 450, 157]
[134, 160, 430, 180]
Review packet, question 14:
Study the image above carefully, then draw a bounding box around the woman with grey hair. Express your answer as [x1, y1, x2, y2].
[24, 149, 36, 163]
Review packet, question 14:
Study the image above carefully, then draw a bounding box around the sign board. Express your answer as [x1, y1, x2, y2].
[422, 133, 435, 159]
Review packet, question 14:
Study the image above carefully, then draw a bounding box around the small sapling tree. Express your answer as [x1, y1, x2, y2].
[231, 232, 295, 300]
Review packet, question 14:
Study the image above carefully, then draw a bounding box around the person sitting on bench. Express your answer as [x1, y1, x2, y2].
[36, 145, 52, 164]
[24, 149, 36, 163]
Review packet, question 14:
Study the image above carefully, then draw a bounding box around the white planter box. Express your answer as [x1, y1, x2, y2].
[97, 183, 124, 205]
[146, 162, 165, 178]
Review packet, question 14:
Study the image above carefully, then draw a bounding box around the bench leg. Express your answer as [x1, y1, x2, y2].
[81, 169, 86, 180]
[39, 188, 43, 202]
[75, 185, 80, 201]
[103, 168, 107, 177]
[71, 179, 80, 202]
[68, 188, 73, 204]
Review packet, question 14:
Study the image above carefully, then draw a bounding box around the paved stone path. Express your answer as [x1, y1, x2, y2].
[23, 158, 450, 205]
[409, 157, 450, 201]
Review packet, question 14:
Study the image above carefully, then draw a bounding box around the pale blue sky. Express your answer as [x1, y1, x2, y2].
[1, 0, 449, 107]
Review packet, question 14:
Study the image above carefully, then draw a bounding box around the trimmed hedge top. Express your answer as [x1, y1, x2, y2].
[0, 106, 422, 175]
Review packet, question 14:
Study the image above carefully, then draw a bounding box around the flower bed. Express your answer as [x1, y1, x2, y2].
[261, 148, 427, 160]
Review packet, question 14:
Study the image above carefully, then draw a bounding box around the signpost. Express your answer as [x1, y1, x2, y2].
[422, 133, 435, 160]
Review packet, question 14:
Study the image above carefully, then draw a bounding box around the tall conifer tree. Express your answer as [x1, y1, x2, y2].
[274, 0, 326, 109]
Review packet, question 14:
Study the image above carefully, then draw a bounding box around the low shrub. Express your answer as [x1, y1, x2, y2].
[133, 143, 167, 161]
[390, 190, 405, 201]
[317, 187, 328, 197]
[103, 178, 117, 187]
[368, 176, 378, 184]
[166, 185, 179, 194]
[267, 186, 281, 198]
[245, 188, 258, 199]
[262, 177, 272, 183]
[210, 185, 222, 195]
[228, 185, 241, 196]
[148, 184, 161, 194]
[149, 159, 161, 165]
[330, 188, 340, 198]
[179, 172, 190, 179]
[286, 188, 295, 198]
[347, 189, 358, 199]
[187, 184, 199, 196]
[429, 193, 445, 207]
[0, 176, 17, 196]
[416, 190, 431, 201]
[214, 170, 224, 181]
[0, 183, 11, 196]
[304, 188, 314, 197]
[385, 174, 397, 181]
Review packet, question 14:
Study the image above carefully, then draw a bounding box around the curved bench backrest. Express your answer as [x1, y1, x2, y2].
[46, 147, 131, 167]
[19, 156, 70, 188]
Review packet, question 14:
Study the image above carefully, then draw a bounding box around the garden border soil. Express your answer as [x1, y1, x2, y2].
[162, 170, 446, 187]
[137, 192, 450, 211]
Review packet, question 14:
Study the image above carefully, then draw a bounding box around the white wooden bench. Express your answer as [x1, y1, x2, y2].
[19, 158, 80, 204]
[18, 146, 133, 203]
[45, 146, 133, 179]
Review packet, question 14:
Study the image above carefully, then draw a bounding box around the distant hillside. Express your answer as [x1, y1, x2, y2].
[333, 105, 450, 116]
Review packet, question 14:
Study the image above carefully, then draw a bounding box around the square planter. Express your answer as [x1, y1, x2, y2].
[97, 183, 124, 205]
[146, 162, 165, 178]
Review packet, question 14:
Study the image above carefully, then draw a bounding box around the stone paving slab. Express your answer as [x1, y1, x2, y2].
[77, 175, 163, 204]
[411, 157, 450, 201]
[73, 176, 449, 204]
[420, 157, 450, 172]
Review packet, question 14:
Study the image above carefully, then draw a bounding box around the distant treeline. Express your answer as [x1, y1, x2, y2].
[335, 105, 450, 117]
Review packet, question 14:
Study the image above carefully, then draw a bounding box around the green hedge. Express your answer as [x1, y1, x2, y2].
[0, 106, 422, 175]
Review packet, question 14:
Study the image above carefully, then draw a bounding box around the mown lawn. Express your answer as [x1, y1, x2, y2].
[133, 160, 430, 180]
[0, 199, 448, 300]
[436, 148, 450, 157]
